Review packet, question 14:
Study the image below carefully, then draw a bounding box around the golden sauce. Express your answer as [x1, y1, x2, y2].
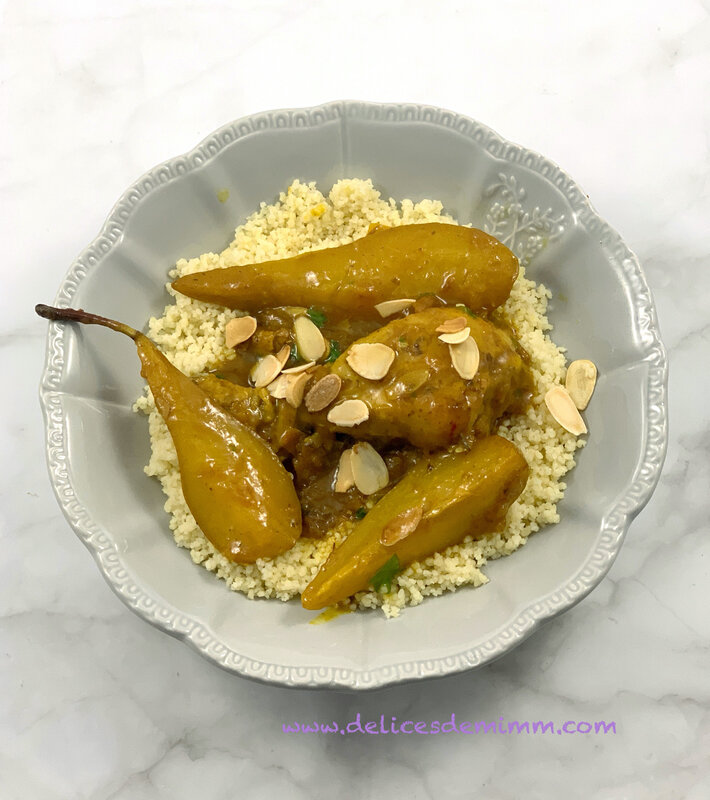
[203, 302, 533, 541]
[211, 308, 380, 385]
[309, 606, 352, 625]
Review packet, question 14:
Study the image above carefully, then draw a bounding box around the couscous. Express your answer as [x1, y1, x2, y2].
[134, 179, 585, 617]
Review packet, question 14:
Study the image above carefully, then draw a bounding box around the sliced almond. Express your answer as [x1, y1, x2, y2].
[380, 505, 424, 547]
[305, 374, 342, 412]
[266, 373, 290, 399]
[275, 345, 291, 369]
[284, 306, 307, 318]
[327, 399, 369, 427]
[294, 315, 326, 361]
[435, 316, 467, 334]
[282, 361, 316, 374]
[350, 442, 389, 495]
[285, 372, 310, 408]
[565, 359, 597, 410]
[251, 354, 282, 388]
[545, 386, 588, 435]
[334, 449, 355, 493]
[225, 315, 257, 348]
[449, 336, 480, 380]
[346, 343, 396, 380]
[438, 326, 471, 344]
[374, 298, 416, 318]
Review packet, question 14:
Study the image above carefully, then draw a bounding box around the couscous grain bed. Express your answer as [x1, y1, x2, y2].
[134, 179, 584, 617]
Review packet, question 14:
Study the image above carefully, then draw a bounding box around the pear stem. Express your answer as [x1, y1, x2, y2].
[35, 304, 140, 340]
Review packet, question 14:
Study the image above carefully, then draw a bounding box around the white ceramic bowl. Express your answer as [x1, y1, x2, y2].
[39, 102, 668, 689]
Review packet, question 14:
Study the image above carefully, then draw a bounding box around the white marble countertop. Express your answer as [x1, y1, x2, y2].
[2, 1, 708, 797]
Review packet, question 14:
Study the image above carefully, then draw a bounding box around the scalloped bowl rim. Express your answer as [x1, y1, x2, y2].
[39, 101, 668, 690]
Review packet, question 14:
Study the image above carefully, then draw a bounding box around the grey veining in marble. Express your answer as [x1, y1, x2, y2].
[1, 0, 708, 798]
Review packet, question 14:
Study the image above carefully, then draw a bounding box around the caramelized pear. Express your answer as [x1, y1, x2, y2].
[301, 435, 529, 610]
[35, 304, 301, 562]
[171, 223, 518, 319]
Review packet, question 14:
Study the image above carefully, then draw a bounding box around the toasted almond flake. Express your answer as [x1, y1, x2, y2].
[449, 336, 480, 380]
[346, 343, 396, 380]
[294, 315, 326, 361]
[565, 359, 598, 410]
[285, 372, 310, 408]
[305, 374, 342, 412]
[435, 316, 467, 334]
[334, 449, 355, 493]
[351, 442, 389, 495]
[380, 505, 424, 546]
[282, 361, 316, 374]
[275, 345, 291, 368]
[374, 298, 416, 317]
[438, 326, 471, 344]
[266, 373, 290, 399]
[225, 315, 257, 348]
[251, 354, 282, 388]
[327, 399, 369, 427]
[544, 386, 588, 435]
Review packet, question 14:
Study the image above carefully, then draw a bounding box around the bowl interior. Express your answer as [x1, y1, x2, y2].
[44, 105, 664, 687]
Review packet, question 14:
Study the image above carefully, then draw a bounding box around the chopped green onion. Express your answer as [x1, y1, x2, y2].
[355, 507, 367, 520]
[325, 340, 341, 363]
[307, 307, 327, 328]
[455, 303, 477, 318]
[370, 555, 401, 593]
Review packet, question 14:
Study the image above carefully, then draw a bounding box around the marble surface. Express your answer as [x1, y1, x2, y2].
[1, 0, 708, 797]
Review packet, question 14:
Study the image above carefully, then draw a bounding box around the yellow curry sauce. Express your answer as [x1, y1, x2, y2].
[198, 295, 533, 541]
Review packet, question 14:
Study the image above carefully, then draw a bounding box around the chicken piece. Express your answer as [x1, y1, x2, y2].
[197, 373, 310, 455]
[195, 374, 277, 437]
[305, 308, 533, 450]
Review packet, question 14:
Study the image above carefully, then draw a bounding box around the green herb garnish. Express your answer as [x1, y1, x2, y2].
[370, 555, 401, 593]
[214, 372, 227, 380]
[456, 303, 477, 318]
[355, 507, 367, 520]
[325, 340, 341, 363]
[307, 307, 327, 328]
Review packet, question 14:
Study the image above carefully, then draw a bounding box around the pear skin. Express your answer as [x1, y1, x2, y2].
[301, 436, 529, 610]
[36, 304, 301, 562]
[171, 223, 518, 319]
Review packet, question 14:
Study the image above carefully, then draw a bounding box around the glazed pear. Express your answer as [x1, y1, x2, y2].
[171, 223, 519, 319]
[301, 436, 529, 610]
[35, 304, 301, 563]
